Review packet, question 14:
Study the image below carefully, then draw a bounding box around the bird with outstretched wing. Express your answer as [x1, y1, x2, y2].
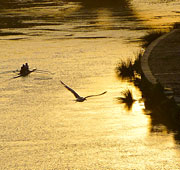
[60, 80, 107, 102]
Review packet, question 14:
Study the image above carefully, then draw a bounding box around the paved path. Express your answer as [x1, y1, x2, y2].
[141, 28, 180, 104]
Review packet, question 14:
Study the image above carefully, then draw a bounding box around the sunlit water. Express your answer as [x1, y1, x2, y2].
[0, 0, 180, 169]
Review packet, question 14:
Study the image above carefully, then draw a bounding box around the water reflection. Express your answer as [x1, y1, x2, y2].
[142, 81, 180, 142]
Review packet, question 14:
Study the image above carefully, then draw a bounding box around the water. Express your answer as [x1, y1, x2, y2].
[0, 0, 180, 169]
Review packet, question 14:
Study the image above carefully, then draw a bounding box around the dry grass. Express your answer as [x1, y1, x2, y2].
[117, 89, 135, 106]
[116, 52, 143, 80]
[141, 31, 166, 48]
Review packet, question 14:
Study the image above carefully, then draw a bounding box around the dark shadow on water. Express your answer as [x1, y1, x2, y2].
[138, 77, 180, 142]
[69, 0, 131, 9]
[0, 0, 147, 37]
[67, 0, 142, 27]
[0, 0, 60, 9]
[0, 0, 177, 38]
[0, 0, 63, 36]
[0, 30, 24, 36]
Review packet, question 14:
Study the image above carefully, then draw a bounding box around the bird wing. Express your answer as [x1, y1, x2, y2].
[60, 81, 81, 99]
[84, 91, 107, 99]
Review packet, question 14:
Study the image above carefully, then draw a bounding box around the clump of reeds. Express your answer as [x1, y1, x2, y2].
[116, 52, 143, 80]
[116, 59, 135, 79]
[132, 52, 143, 75]
[141, 31, 166, 48]
[117, 89, 135, 109]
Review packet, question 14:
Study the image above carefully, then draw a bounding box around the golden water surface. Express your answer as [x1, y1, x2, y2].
[0, 0, 180, 169]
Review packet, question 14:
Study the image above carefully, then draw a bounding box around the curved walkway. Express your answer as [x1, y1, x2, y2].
[141, 28, 180, 105]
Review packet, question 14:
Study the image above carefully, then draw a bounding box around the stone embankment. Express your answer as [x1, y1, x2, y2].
[141, 27, 180, 106]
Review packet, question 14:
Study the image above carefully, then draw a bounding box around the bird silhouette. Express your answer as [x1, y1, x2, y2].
[60, 80, 107, 102]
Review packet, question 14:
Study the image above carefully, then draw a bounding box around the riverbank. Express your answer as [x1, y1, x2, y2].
[115, 23, 180, 140]
[141, 25, 180, 106]
[139, 24, 180, 140]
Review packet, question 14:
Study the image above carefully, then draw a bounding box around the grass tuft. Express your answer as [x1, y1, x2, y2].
[141, 31, 166, 48]
[116, 59, 135, 79]
[116, 52, 143, 80]
[117, 89, 135, 109]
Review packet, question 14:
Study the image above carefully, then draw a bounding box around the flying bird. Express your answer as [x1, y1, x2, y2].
[60, 80, 107, 102]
